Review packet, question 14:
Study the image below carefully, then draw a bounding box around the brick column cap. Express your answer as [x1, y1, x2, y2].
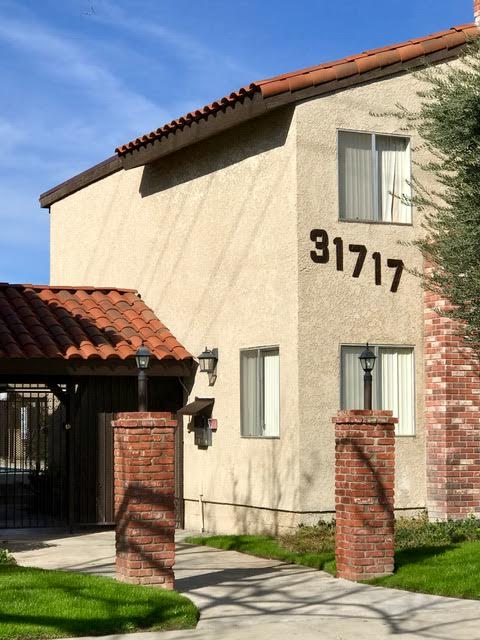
[333, 409, 398, 425]
[112, 412, 177, 428]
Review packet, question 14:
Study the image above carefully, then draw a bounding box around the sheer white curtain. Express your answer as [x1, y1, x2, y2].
[376, 135, 411, 223]
[339, 132, 374, 220]
[380, 348, 414, 435]
[380, 348, 398, 421]
[241, 350, 259, 436]
[262, 350, 280, 436]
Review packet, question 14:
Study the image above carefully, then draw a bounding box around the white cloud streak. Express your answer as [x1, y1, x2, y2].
[91, 0, 258, 79]
[0, 14, 166, 134]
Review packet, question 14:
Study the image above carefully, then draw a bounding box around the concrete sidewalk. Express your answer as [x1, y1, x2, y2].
[4, 529, 480, 640]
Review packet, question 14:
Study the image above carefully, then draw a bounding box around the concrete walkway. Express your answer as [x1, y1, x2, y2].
[3, 529, 480, 640]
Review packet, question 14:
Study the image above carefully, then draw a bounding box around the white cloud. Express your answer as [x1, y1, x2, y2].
[91, 0, 257, 78]
[0, 12, 167, 135]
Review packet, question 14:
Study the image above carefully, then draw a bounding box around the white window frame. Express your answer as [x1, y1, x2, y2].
[340, 344, 416, 436]
[240, 346, 280, 438]
[337, 129, 412, 225]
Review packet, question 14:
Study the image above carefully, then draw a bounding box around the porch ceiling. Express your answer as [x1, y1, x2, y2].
[0, 284, 194, 377]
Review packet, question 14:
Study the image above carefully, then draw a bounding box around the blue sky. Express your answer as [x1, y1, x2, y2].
[0, 0, 473, 284]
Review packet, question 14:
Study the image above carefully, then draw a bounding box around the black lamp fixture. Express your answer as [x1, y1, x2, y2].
[359, 343, 376, 410]
[198, 347, 218, 386]
[136, 345, 152, 411]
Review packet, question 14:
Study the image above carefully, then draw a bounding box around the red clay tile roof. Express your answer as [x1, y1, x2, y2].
[0, 284, 192, 361]
[116, 23, 478, 157]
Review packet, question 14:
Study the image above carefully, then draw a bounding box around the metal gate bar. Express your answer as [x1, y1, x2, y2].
[0, 384, 67, 528]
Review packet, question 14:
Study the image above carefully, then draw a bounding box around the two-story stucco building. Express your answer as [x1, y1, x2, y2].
[40, 17, 480, 534]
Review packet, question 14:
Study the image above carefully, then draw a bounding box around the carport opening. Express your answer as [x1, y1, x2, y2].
[0, 284, 196, 531]
[0, 376, 185, 530]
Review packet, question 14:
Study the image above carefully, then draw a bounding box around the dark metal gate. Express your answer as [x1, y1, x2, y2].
[0, 376, 184, 529]
[0, 385, 67, 528]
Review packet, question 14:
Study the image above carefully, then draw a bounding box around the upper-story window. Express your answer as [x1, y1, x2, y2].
[338, 130, 411, 224]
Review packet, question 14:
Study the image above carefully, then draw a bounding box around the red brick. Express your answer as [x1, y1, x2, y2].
[424, 267, 480, 521]
[334, 410, 395, 581]
[113, 413, 176, 589]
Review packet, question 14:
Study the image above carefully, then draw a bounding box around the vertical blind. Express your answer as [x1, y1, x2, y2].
[241, 348, 280, 437]
[240, 350, 259, 436]
[341, 345, 415, 435]
[338, 132, 374, 221]
[339, 131, 411, 223]
[341, 346, 378, 410]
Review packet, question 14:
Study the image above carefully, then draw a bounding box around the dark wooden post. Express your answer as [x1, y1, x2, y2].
[66, 381, 75, 533]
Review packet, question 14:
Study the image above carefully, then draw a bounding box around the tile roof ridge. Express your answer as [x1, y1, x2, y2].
[255, 23, 476, 87]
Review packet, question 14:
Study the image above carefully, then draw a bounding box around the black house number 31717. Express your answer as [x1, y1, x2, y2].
[309, 229, 404, 293]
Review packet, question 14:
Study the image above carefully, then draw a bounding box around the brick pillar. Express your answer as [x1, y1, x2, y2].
[333, 410, 396, 581]
[475, 0, 480, 26]
[425, 287, 480, 521]
[112, 412, 176, 588]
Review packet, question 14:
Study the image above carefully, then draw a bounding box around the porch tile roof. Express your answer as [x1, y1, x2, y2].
[115, 23, 478, 158]
[0, 284, 192, 361]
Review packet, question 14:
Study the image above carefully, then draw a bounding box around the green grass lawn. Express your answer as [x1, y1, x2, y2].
[0, 565, 198, 640]
[186, 534, 480, 600]
[186, 534, 336, 573]
[370, 542, 480, 599]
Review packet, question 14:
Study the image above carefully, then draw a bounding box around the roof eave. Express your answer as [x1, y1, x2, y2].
[0, 358, 195, 378]
[40, 31, 473, 203]
[120, 91, 267, 170]
[39, 155, 122, 209]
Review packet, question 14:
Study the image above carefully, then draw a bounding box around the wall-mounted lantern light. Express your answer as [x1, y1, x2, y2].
[136, 345, 152, 411]
[359, 343, 376, 410]
[198, 347, 218, 386]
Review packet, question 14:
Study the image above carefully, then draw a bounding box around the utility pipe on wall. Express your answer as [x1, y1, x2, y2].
[199, 494, 205, 533]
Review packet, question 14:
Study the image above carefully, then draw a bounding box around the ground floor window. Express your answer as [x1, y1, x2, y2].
[341, 345, 415, 436]
[240, 347, 280, 437]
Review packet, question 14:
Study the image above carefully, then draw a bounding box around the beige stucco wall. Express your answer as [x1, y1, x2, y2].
[49, 65, 450, 533]
[50, 107, 301, 534]
[295, 71, 433, 520]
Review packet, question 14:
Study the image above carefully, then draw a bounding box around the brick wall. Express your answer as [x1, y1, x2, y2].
[112, 412, 176, 588]
[425, 289, 480, 520]
[475, 0, 480, 25]
[333, 410, 396, 581]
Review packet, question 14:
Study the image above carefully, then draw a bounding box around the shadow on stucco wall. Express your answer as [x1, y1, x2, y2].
[226, 435, 301, 536]
[128, 104, 297, 350]
[139, 106, 295, 197]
